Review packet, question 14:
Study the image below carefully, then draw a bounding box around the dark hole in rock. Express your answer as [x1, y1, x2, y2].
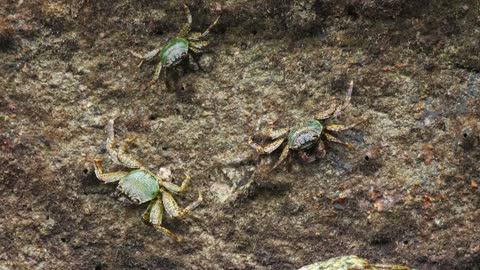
[365, 155, 370, 161]
[345, 5, 358, 21]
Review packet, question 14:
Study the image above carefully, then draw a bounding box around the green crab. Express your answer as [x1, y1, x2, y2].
[93, 118, 202, 242]
[298, 255, 413, 270]
[130, 0, 220, 85]
[249, 81, 361, 170]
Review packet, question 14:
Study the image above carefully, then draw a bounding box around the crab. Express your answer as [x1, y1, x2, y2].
[249, 81, 363, 170]
[92, 118, 202, 242]
[130, 0, 220, 86]
[298, 255, 412, 270]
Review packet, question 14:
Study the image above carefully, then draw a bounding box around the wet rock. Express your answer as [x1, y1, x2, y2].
[355, 145, 383, 175]
[209, 182, 234, 203]
[286, 0, 318, 35]
[198, 54, 214, 72]
[457, 126, 478, 152]
[0, 20, 15, 51]
[2, 0, 480, 268]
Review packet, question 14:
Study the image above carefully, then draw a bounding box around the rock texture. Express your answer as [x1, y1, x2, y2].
[1, 0, 479, 269]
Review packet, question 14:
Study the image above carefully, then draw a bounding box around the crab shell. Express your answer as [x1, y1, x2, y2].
[159, 38, 189, 67]
[117, 169, 160, 204]
[287, 119, 324, 150]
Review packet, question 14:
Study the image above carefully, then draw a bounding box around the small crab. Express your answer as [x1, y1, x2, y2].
[298, 255, 412, 270]
[93, 118, 202, 242]
[249, 81, 363, 170]
[130, 0, 220, 86]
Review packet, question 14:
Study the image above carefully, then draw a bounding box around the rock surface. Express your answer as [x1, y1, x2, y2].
[1, 0, 479, 269]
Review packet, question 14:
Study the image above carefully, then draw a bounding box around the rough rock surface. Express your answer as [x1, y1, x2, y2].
[1, 0, 479, 269]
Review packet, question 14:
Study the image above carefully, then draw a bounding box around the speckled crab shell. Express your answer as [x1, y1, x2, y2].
[117, 169, 160, 204]
[159, 38, 189, 67]
[287, 119, 324, 150]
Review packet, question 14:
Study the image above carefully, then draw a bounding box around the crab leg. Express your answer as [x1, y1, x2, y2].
[333, 80, 353, 117]
[325, 122, 359, 132]
[268, 127, 290, 139]
[188, 16, 221, 41]
[106, 119, 143, 168]
[161, 189, 203, 219]
[151, 61, 163, 83]
[129, 48, 161, 68]
[190, 40, 209, 50]
[325, 115, 367, 132]
[117, 145, 144, 168]
[271, 144, 289, 170]
[144, 199, 183, 242]
[371, 264, 411, 270]
[315, 105, 337, 120]
[106, 119, 120, 163]
[200, 16, 220, 38]
[248, 137, 285, 154]
[178, 191, 203, 216]
[158, 174, 191, 194]
[93, 158, 128, 183]
[189, 46, 203, 54]
[248, 127, 289, 153]
[323, 132, 353, 149]
[315, 81, 354, 120]
[177, 0, 192, 37]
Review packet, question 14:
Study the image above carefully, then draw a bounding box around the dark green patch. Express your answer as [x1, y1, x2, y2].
[160, 38, 189, 66]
